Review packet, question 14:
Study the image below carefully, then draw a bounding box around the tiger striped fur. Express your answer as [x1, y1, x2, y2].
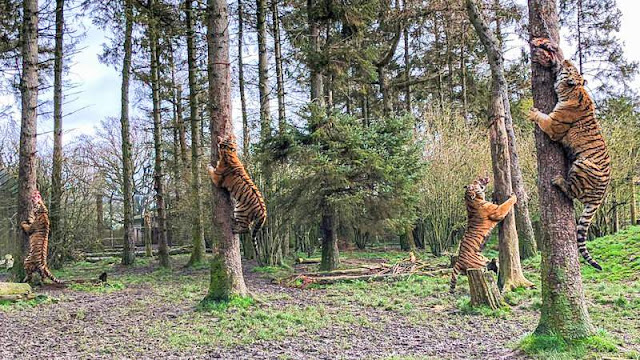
[20, 190, 63, 284]
[529, 39, 610, 271]
[450, 177, 516, 293]
[208, 136, 267, 256]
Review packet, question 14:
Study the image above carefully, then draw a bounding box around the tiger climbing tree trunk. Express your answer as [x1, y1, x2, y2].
[120, 0, 136, 266]
[204, 0, 248, 301]
[528, 0, 595, 341]
[467, 268, 504, 310]
[149, 0, 170, 269]
[14, 0, 39, 281]
[466, 0, 533, 292]
[186, 0, 206, 267]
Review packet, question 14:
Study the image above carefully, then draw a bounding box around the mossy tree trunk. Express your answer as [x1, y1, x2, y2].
[468, 268, 504, 310]
[528, 0, 595, 341]
[205, 0, 248, 301]
[466, 0, 533, 292]
[320, 204, 339, 271]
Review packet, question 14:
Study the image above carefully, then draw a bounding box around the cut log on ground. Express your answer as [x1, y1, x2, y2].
[296, 257, 321, 264]
[467, 268, 504, 310]
[0, 282, 34, 301]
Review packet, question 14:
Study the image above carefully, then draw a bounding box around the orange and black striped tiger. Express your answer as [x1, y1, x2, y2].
[21, 190, 63, 284]
[529, 38, 611, 270]
[450, 177, 516, 293]
[208, 136, 267, 255]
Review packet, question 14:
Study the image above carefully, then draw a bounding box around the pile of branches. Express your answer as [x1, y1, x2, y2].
[284, 252, 451, 288]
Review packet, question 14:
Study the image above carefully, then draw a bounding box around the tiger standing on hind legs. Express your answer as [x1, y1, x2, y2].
[207, 135, 267, 262]
[450, 177, 517, 293]
[20, 190, 63, 285]
[529, 38, 611, 271]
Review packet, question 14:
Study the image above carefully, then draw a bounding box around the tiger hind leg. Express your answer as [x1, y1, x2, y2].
[552, 175, 574, 199]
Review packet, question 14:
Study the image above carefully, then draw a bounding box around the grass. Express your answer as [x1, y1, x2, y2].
[0, 294, 58, 311]
[519, 331, 619, 360]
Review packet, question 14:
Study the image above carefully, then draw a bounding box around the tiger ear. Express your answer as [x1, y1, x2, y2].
[217, 136, 223, 144]
[582, 78, 588, 86]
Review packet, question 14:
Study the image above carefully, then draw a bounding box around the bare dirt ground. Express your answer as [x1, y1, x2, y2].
[0, 256, 535, 360]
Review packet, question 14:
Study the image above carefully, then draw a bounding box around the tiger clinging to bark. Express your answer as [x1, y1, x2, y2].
[208, 136, 267, 255]
[529, 38, 611, 271]
[21, 190, 63, 284]
[450, 177, 516, 293]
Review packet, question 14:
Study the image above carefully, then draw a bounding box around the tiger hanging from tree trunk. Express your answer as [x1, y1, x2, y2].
[450, 177, 516, 293]
[529, 38, 611, 271]
[21, 190, 63, 284]
[208, 136, 267, 257]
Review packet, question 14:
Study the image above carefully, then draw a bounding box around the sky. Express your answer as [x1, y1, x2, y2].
[2, 0, 640, 146]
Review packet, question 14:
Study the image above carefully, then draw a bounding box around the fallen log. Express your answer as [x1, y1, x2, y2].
[0, 282, 34, 301]
[296, 257, 321, 264]
[290, 268, 452, 286]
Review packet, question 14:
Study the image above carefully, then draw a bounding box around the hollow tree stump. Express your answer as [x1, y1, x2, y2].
[467, 268, 504, 310]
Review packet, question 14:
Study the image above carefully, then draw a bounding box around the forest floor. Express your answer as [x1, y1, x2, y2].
[1, 227, 639, 360]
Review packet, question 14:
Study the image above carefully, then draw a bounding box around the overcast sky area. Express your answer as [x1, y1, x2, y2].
[1, 0, 640, 148]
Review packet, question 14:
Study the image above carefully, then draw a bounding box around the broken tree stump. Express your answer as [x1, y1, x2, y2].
[0, 282, 35, 301]
[467, 268, 504, 310]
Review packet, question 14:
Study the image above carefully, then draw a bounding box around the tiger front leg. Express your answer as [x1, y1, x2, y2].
[488, 194, 517, 221]
[528, 107, 568, 142]
[20, 220, 32, 234]
[207, 165, 223, 187]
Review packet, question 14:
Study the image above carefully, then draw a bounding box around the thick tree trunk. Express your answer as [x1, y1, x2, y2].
[528, 0, 595, 340]
[149, 3, 170, 268]
[468, 268, 504, 310]
[50, 0, 64, 258]
[319, 205, 339, 271]
[307, 0, 324, 107]
[257, 0, 271, 141]
[15, 0, 39, 281]
[120, 0, 136, 266]
[185, 0, 206, 266]
[237, 0, 250, 156]
[466, 0, 533, 292]
[205, 0, 248, 300]
[272, 0, 286, 132]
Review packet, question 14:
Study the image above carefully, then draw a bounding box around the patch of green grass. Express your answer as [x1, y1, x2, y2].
[582, 226, 640, 282]
[68, 281, 126, 294]
[519, 330, 619, 360]
[0, 294, 58, 311]
[252, 264, 293, 279]
[198, 295, 255, 312]
[455, 298, 511, 318]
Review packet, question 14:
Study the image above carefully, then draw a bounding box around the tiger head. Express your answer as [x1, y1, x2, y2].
[555, 59, 586, 100]
[464, 177, 489, 203]
[217, 135, 238, 162]
[30, 190, 47, 213]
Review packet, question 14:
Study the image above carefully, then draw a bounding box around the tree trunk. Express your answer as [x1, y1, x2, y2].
[144, 213, 153, 257]
[238, 0, 250, 156]
[466, 0, 533, 292]
[631, 177, 637, 225]
[272, 0, 286, 132]
[185, 0, 206, 266]
[50, 0, 64, 260]
[96, 193, 103, 240]
[120, 0, 136, 266]
[308, 0, 324, 107]
[257, 0, 271, 141]
[149, 3, 170, 268]
[460, 22, 468, 116]
[468, 268, 504, 310]
[403, 6, 411, 113]
[319, 205, 339, 271]
[528, 0, 595, 340]
[205, 0, 248, 300]
[14, 0, 39, 281]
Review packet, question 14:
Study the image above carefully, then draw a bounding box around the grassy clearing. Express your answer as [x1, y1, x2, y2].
[519, 331, 619, 360]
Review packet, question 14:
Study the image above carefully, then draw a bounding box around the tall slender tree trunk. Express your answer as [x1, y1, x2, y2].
[149, 3, 170, 268]
[466, 0, 533, 292]
[238, 0, 250, 157]
[460, 22, 468, 115]
[272, 0, 286, 132]
[205, 0, 248, 300]
[403, 5, 411, 113]
[631, 177, 637, 225]
[308, 0, 324, 108]
[257, 0, 271, 141]
[96, 193, 103, 240]
[50, 0, 64, 259]
[186, 0, 206, 266]
[528, 0, 595, 340]
[14, 0, 39, 281]
[121, 0, 136, 266]
[319, 204, 339, 271]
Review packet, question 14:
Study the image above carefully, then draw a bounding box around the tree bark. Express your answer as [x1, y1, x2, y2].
[319, 205, 339, 271]
[50, 0, 65, 258]
[466, 0, 533, 292]
[120, 0, 136, 266]
[237, 0, 250, 156]
[144, 213, 153, 257]
[257, 0, 271, 141]
[185, 0, 206, 266]
[15, 0, 39, 281]
[205, 0, 248, 300]
[468, 268, 504, 310]
[528, 0, 595, 340]
[308, 0, 324, 107]
[631, 177, 637, 225]
[272, 0, 286, 132]
[149, 1, 170, 268]
[96, 193, 103, 240]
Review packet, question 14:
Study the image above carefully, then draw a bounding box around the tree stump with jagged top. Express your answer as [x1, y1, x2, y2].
[467, 268, 504, 310]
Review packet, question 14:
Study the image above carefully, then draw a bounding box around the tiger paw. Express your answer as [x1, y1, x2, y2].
[551, 175, 565, 187]
[528, 107, 539, 121]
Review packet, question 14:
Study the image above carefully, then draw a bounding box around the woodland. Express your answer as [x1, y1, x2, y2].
[0, 0, 639, 359]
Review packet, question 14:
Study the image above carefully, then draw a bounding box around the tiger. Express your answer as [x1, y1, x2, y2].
[529, 38, 611, 271]
[450, 177, 517, 293]
[207, 136, 267, 256]
[20, 190, 63, 284]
